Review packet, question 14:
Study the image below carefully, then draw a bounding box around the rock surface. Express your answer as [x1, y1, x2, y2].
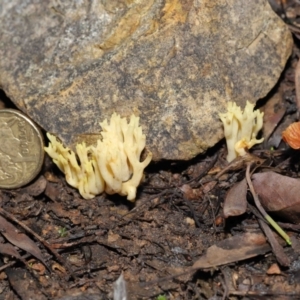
[0, 0, 293, 160]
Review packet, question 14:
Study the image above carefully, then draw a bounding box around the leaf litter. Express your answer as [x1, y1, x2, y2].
[0, 214, 47, 268]
[252, 171, 300, 223]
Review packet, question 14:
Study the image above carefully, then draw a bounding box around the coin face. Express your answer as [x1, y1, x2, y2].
[0, 109, 44, 189]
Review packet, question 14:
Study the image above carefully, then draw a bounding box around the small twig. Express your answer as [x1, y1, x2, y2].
[140, 267, 195, 287]
[277, 222, 300, 232]
[182, 196, 201, 228]
[204, 193, 217, 231]
[0, 207, 76, 278]
[258, 219, 290, 267]
[245, 163, 291, 245]
[121, 189, 169, 218]
[228, 290, 299, 297]
[288, 24, 300, 35]
[215, 152, 264, 180]
[220, 268, 229, 300]
[0, 253, 31, 272]
[186, 153, 218, 187]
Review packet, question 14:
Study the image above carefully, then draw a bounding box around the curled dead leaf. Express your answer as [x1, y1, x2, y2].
[223, 179, 247, 218]
[252, 171, 300, 223]
[282, 122, 300, 149]
[28, 259, 46, 275]
[51, 263, 66, 274]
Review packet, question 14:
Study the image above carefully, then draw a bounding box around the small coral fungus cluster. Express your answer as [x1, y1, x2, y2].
[219, 101, 264, 162]
[45, 102, 267, 201]
[44, 113, 152, 201]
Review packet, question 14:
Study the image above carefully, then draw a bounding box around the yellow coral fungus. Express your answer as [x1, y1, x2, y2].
[219, 101, 264, 162]
[44, 113, 152, 201]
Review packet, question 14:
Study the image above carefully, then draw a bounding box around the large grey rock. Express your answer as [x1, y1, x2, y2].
[0, 0, 293, 160]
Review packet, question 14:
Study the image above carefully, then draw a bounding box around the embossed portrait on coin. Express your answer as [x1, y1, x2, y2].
[0, 109, 44, 188]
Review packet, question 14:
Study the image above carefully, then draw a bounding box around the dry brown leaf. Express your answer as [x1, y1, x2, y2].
[223, 179, 247, 218]
[192, 233, 271, 269]
[0, 242, 22, 261]
[252, 172, 300, 223]
[0, 216, 46, 266]
[6, 268, 48, 300]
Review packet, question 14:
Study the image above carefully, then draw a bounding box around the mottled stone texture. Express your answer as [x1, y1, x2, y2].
[0, 0, 292, 160]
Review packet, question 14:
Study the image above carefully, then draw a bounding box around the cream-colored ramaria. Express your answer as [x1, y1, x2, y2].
[44, 113, 152, 201]
[219, 101, 264, 162]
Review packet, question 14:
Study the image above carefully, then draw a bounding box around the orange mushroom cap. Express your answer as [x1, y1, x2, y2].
[282, 122, 300, 149]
